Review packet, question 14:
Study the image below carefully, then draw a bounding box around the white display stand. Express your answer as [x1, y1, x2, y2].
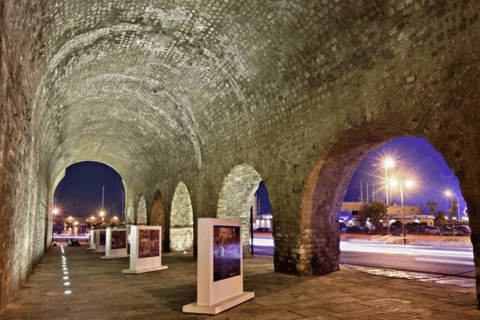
[122, 226, 168, 274]
[183, 218, 254, 315]
[93, 229, 106, 253]
[87, 229, 95, 251]
[101, 228, 129, 259]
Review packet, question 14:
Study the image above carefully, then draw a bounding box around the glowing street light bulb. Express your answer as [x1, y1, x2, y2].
[384, 158, 394, 168]
[389, 179, 398, 187]
[444, 190, 453, 197]
[99, 211, 105, 217]
[405, 180, 414, 188]
[53, 208, 59, 215]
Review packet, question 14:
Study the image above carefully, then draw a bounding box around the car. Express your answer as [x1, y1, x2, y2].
[424, 226, 442, 234]
[452, 225, 471, 235]
[254, 227, 270, 233]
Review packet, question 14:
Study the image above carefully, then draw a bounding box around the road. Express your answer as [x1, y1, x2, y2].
[250, 234, 475, 278]
[340, 241, 475, 278]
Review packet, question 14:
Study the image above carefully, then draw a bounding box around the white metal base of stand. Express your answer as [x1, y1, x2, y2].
[101, 254, 129, 259]
[122, 265, 168, 274]
[183, 292, 254, 315]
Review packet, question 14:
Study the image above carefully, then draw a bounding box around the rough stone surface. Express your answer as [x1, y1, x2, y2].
[2, 0, 480, 312]
[217, 164, 262, 256]
[169, 181, 193, 252]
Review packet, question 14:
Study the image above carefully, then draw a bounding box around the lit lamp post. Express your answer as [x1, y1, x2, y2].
[381, 158, 394, 234]
[99, 210, 105, 224]
[390, 178, 414, 245]
[52, 208, 59, 224]
[444, 190, 460, 223]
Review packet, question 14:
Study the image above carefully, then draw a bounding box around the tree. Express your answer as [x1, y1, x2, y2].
[359, 200, 387, 231]
[435, 210, 447, 226]
[426, 201, 438, 216]
[448, 200, 459, 219]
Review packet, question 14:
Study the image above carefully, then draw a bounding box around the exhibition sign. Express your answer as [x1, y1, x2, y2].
[122, 226, 168, 274]
[93, 229, 106, 253]
[183, 218, 254, 315]
[87, 229, 96, 251]
[101, 228, 129, 259]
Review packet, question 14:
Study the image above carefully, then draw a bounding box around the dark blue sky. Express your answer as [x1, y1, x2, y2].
[256, 181, 272, 214]
[54, 161, 124, 218]
[343, 137, 466, 218]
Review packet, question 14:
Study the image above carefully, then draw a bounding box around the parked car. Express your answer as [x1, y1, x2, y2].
[452, 225, 471, 235]
[254, 227, 270, 233]
[424, 226, 442, 234]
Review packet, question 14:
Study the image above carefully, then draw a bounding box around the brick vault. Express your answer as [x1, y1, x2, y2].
[1, 0, 480, 311]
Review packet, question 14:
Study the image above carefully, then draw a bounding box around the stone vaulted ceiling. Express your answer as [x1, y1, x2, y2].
[38, 0, 384, 191]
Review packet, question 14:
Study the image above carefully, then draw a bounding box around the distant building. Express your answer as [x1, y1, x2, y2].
[386, 204, 422, 216]
[340, 202, 433, 227]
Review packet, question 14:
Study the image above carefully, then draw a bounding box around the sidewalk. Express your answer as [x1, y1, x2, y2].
[0, 245, 478, 320]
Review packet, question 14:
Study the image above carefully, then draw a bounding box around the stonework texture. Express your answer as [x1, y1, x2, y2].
[2, 0, 480, 312]
[217, 164, 262, 257]
[169, 181, 193, 252]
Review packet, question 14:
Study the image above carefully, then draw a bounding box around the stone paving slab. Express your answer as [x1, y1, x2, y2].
[0, 245, 478, 319]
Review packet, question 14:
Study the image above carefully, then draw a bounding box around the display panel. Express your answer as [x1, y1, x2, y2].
[138, 229, 160, 258]
[99, 231, 106, 246]
[111, 230, 127, 249]
[213, 225, 241, 282]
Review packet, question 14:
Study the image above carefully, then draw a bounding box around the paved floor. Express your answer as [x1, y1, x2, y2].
[0, 245, 479, 319]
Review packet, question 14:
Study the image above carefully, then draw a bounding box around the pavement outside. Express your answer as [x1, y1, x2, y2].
[0, 245, 478, 320]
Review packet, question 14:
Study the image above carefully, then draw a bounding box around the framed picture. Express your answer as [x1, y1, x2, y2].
[138, 229, 160, 258]
[111, 230, 127, 249]
[99, 231, 106, 246]
[213, 226, 241, 282]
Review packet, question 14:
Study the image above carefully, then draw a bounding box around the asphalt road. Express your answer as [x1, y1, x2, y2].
[340, 241, 475, 278]
[250, 235, 475, 278]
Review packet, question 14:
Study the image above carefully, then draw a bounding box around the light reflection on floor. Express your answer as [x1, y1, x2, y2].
[345, 264, 475, 288]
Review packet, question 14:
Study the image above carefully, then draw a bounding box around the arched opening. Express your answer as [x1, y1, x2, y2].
[170, 181, 194, 252]
[217, 164, 262, 257]
[301, 122, 472, 276]
[53, 161, 125, 236]
[150, 190, 166, 250]
[137, 196, 147, 225]
[252, 181, 274, 255]
[339, 136, 471, 276]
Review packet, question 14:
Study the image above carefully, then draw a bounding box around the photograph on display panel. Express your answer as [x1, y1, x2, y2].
[138, 229, 160, 258]
[99, 231, 106, 246]
[213, 225, 241, 282]
[111, 230, 127, 249]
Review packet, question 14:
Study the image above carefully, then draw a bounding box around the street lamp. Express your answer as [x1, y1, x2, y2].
[444, 190, 460, 223]
[383, 158, 394, 233]
[99, 210, 105, 223]
[390, 178, 414, 245]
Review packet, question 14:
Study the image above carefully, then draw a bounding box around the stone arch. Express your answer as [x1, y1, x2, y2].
[150, 190, 165, 227]
[137, 196, 147, 225]
[300, 122, 413, 275]
[217, 164, 263, 257]
[170, 181, 194, 252]
[125, 200, 135, 225]
[150, 190, 166, 245]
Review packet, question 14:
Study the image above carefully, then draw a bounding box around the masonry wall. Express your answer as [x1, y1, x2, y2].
[2, 0, 480, 313]
[0, 0, 48, 312]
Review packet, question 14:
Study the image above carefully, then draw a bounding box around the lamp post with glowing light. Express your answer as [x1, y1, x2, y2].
[390, 178, 414, 245]
[99, 210, 105, 224]
[381, 158, 394, 234]
[444, 190, 460, 223]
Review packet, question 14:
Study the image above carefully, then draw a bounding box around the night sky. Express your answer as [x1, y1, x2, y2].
[343, 137, 466, 218]
[54, 161, 125, 218]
